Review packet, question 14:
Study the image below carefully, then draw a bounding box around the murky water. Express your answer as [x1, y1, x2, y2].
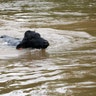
[0, 0, 96, 96]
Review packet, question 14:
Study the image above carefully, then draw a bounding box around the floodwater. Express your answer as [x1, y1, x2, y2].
[0, 0, 96, 96]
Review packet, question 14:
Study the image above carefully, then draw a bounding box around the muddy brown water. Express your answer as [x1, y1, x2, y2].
[0, 0, 96, 96]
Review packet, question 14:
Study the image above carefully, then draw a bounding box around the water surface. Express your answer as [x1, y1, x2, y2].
[0, 0, 96, 96]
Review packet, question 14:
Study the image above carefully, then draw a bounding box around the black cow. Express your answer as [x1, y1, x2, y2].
[0, 30, 49, 49]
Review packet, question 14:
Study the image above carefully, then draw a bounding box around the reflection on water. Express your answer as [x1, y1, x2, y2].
[0, 0, 96, 96]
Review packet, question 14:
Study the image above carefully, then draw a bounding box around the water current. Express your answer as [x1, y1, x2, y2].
[0, 0, 96, 96]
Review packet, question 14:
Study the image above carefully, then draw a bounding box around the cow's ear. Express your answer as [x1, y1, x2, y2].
[35, 33, 41, 38]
